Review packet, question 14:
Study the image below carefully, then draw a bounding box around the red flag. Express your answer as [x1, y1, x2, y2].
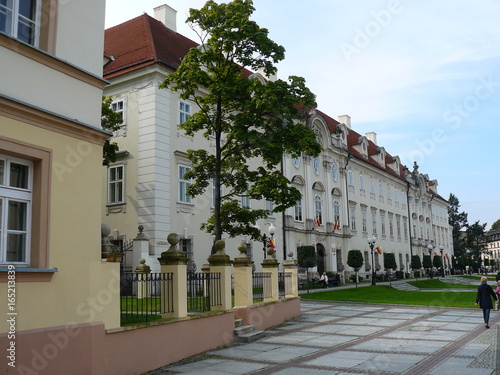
[315, 218, 321, 227]
[376, 246, 382, 254]
[269, 238, 276, 249]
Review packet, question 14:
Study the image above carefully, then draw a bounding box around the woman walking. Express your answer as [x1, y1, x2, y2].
[475, 276, 497, 328]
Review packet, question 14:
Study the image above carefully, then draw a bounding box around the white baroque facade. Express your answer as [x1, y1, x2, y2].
[102, 5, 453, 277]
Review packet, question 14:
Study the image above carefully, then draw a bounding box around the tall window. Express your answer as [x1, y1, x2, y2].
[381, 214, 386, 235]
[314, 194, 322, 224]
[241, 194, 250, 208]
[178, 165, 192, 203]
[389, 216, 394, 237]
[397, 218, 401, 239]
[333, 200, 340, 224]
[348, 170, 354, 186]
[370, 178, 375, 194]
[394, 189, 399, 203]
[0, 0, 40, 45]
[266, 200, 274, 217]
[0, 155, 32, 265]
[350, 207, 356, 231]
[379, 182, 383, 197]
[359, 175, 365, 190]
[108, 165, 125, 204]
[179, 101, 191, 124]
[362, 210, 367, 232]
[294, 200, 303, 221]
[372, 212, 377, 234]
[387, 184, 392, 199]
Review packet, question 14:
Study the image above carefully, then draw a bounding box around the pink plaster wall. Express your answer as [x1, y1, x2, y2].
[234, 297, 301, 330]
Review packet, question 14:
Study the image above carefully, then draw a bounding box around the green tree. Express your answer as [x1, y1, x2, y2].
[101, 96, 122, 166]
[448, 193, 468, 257]
[423, 254, 432, 278]
[297, 246, 317, 280]
[383, 252, 397, 270]
[160, 0, 321, 250]
[347, 250, 363, 287]
[410, 255, 422, 278]
[433, 254, 442, 270]
[490, 219, 500, 231]
[464, 220, 487, 259]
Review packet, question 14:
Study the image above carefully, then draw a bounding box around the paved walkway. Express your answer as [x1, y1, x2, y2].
[149, 278, 500, 375]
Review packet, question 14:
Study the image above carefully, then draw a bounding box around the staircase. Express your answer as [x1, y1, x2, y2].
[233, 319, 265, 343]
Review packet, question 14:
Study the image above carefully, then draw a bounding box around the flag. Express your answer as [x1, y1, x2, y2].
[376, 246, 382, 254]
[445, 253, 449, 259]
[269, 238, 276, 249]
[315, 217, 321, 227]
[434, 252, 439, 256]
[334, 220, 340, 230]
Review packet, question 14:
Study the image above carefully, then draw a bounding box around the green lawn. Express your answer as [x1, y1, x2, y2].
[408, 279, 477, 289]
[301, 285, 478, 308]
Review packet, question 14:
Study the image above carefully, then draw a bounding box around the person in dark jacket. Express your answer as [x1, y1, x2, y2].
[496, 272, 500, 282]
[475, 276, 497, 328]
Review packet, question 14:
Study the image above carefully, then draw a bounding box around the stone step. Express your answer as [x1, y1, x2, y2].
[234, 325, 255, 336]
[234, 318, 244, 328]
[234, 330, 266, 343]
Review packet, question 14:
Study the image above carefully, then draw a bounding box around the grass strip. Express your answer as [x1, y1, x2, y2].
[301, 285, 478, 308]
[408, 279, 477, 289]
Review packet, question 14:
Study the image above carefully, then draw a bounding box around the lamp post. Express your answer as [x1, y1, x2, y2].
[269, 223, 276, 259]
[367, 236, 377, 285]
[427, 244, 433, 279]
[260, 223, 276, 260]
[439, 245, 445, 278]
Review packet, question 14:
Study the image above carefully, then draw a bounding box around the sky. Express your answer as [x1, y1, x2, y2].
[105, 0, 500, 229]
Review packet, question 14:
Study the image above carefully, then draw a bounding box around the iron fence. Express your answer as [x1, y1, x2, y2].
[120, 272, 174, 325]
[279, 272, 292, 298]
[252, 272, 272, 302]
[187, 272, 222, 312]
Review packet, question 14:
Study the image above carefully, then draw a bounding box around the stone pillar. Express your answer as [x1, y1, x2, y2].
[158, 233, 188, 319]
[283, 251, 298, 298]
[133, 225, 149, 270]
[262, 247, 279, 302]
[208, 240, 233, 312]
[135, 258, 151, 299]
[233, 243, 254, 308]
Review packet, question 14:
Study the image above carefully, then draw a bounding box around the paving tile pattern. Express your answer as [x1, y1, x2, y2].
[163, 301, 499, 375]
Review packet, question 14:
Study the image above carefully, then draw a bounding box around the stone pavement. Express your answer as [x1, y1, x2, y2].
[150, 277, 499, 375]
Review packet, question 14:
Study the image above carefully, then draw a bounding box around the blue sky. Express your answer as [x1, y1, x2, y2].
[105, 0, 500, 229]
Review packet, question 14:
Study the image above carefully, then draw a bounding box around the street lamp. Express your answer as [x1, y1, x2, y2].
[269, 223, 276, 259]
[260, 223, 276, 259]
[427, 244, 434, 279]
[439, 245, 445, 278]
[367, 236, 377, 285]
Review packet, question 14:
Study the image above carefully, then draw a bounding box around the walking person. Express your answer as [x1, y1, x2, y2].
[475, 276, 497, 328]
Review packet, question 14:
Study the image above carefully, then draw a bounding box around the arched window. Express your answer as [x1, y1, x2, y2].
[314, 194, 323, 225]
[333, 200, 340, 226]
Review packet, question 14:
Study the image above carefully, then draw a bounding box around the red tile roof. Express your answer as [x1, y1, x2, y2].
[104, 14, 198, 79]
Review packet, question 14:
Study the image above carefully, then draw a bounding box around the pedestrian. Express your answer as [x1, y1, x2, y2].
[320, 272, 329, 288]
[496, 271, 500, 282]
[475, 276, 497, 328]
[495, 281, 500, 311]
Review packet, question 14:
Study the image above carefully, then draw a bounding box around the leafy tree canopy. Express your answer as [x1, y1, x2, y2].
[297, 246, 317, 270]
[160, 0, 321, 243]
[490, 219, 500, 231]
[347, 250, 363, 270]
[383, 252, 397, 270]
[410, 255, 421, 270]
[101, 96, 122, 166]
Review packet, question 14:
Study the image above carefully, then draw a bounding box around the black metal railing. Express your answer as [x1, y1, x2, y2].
[279, 272, 292, 298]
[120, 272, 174, 325]
[252, 272, 272, 302]
[187, 272, 221, 312]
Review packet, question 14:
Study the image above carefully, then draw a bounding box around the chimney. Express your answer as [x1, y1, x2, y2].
[365, 132, 377, 145]
[338, 114, 351, 129]
[154, 4, 177, 32]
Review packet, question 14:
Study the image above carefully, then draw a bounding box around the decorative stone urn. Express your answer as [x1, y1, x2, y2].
[101, 223, 123, 262]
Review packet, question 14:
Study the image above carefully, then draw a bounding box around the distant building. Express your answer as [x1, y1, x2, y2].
[102, 5, 453, 279]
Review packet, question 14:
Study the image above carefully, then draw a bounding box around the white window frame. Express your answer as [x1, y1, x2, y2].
[266, 200, 274, 217]
[294, 200, 303, 222]
[331, 162, 338, 181]
[350, 207, 356, 231]
[107, 164, 125, 205]
[314, 194, 322, 224]
[372, 212, 377, 234]
[0, 155, 33, 265]
[313, 157, 320, 175]
[179, 100, 191, 124]
[178, 165, 192, 203]
[348, 170, 354, 186]
[333, 200, 340, 224]
[241, 194, 251, 208]
[292, 157, 301, 168]
[370, 178, 375, 194]
[0, 0, 41, 46]
[362, 210, 367, 232]
[381, 214, 386, 235]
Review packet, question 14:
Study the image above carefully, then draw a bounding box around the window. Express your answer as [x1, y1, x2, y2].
[111, 100, 125, 125]
[348, 170, 354, 186]
[266, 200, 274, 217]
[387, 184, 391, 199]
[381, 214, 386, 235]
[179, 101, 191, 124]
[362, 210, 367, 232]
[389, 216, 394, 237]
[108, 165, 125, 204]
[394, 189, 399, 203]
[0, 0, 40, 46]
[314, 194, 322, 224]
[372, 212, 377, 234]
[294, 200, 303, 221]
[331, 162, 338, 181]
[397, 218, 401, 239]
[350, 207, 356, 231]
[370, 178, 375, 194]
[241, 193, 250, 208]
[178, 165, 192, 203]
[313, 157, 320, 175]
[0, 155, 32, 265]
[379, 182, 383, 197]
[333, 200, 340, 225]
[359, 175, 365, 190]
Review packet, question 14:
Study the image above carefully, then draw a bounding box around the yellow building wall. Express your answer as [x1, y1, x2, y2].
[0, 118, 120, 332]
